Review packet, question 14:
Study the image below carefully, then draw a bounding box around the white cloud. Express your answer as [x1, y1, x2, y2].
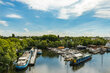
[24, 28, 29, 32]
[0, 20, 8, 26]
[93, 9, 110, 19]
[16, 0, 110, 19]
[93, 0, 110, 19]
[58, 0, 105, 19]
[57, 8, 70, 19]
[6, 14, 22, 19]
[0, 0, 4, 4]
[0, 0, 15, 6]
[16, 0, 78, 11]
[6, 2, 15, 6]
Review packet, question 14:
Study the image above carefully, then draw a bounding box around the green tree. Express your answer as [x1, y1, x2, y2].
[12, 34, 15, 37]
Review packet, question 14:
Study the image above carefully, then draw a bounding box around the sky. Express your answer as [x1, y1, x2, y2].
[0, 0, 110, 37]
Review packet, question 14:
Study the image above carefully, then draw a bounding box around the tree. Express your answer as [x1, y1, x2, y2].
[41, 35, 59, 41]
[37, 40, 48, 49]
[12, 34, 15, 37]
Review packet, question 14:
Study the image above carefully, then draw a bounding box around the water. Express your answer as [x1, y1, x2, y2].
[5, 51, 110, 73]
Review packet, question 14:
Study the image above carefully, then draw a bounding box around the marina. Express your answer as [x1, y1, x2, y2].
[4, 50, 110, 73]
[2, 39, 110, 73]
[13, 44, 110, 71]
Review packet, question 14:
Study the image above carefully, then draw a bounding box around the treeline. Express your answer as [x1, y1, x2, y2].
[0, 34, 108, 71]
[32, 35, 107, 48]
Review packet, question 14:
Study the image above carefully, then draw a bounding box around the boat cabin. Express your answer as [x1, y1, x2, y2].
[17, 57, 27, 66]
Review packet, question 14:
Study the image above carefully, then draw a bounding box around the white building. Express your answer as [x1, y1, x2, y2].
[105, 42, 110, 48]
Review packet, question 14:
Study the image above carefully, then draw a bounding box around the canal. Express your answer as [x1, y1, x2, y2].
[5, 50, 110, 73]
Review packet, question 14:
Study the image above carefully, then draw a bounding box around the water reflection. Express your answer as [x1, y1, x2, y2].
[4, 51, 110, 73]
[42, 50, 59, 58]
[71, 63, 84, 72]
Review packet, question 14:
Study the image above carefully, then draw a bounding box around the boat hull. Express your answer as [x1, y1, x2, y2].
[70, 55, 91, 65]
[107, 49, 110, 52]
[16, 64, 28, 69]
[37, 52, 42, 55]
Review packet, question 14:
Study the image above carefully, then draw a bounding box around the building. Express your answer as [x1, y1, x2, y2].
[77, 45, 87, 50]
[105, 42, 110, 48]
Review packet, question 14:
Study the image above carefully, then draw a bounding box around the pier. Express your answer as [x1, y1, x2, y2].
[29, 48, 37, 65]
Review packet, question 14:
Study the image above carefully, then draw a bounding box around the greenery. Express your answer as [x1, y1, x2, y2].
[0, 34, 108, 72]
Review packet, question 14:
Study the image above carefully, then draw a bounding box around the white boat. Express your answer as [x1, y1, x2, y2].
[37, 49, 42, 55]
[15, 51, 31, 69]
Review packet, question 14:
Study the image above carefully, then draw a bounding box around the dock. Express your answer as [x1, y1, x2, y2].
[29, 49, 37, 65]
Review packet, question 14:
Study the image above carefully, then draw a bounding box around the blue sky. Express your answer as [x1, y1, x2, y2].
[0, 0, 110, 37]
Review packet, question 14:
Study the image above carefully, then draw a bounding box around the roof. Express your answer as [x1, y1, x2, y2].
[58, 46, 65, 49]
[19, 57, 27, 60]
[77, 45, 86, 48]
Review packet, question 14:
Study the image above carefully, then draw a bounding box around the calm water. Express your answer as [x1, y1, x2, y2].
[6, 50, 110, 73]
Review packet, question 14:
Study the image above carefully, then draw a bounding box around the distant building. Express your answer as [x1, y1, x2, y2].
[105, 42, 110, 48]
[77, 45, 86, 50]
[103, 37, 110, 40]
[91, 37, 97, 40]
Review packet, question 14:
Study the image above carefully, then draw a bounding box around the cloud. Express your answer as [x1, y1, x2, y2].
[0, 0, 15, 6]
[57, 8, 70, 19]
[16, 0, 78, 11]
[6, 14, 22, 19]
[0, 20, 8, 26]
[58, 0, 104, 19]
[0, 28, 110, 37]
[16, 0, 110, 19]
[0, 0, 4, 4]
[58, 0, 110, 19]
[24, 28, 29, 32]
[93, 9, 110, 19]
[93, 0, 110, 19]
[6, 2, 15, 6]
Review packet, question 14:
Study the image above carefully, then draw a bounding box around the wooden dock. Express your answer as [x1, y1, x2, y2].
[29, 49, 37, 65]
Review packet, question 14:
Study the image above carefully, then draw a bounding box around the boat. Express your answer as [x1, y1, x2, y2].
[15, 51, 31, 69]
[70, 53, 91, 65]
[37, 49, 42, 55]
[64, 54, 73, 61]
[107, 48, 110, 52]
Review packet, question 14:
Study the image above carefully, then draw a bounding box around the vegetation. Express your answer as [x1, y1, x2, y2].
[0, 34, 108, 72]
